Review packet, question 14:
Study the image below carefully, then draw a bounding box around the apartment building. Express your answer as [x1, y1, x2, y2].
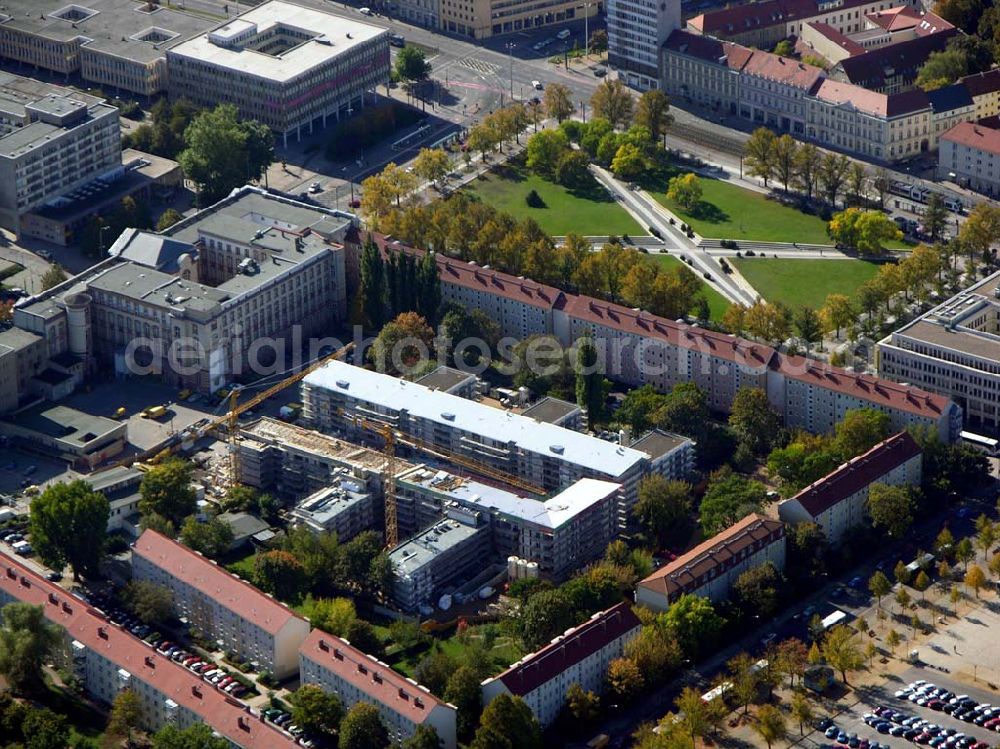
[687, 0, 920, 49]
[778, 431, 922, 542]
[877, 271, 1000, 434]
[438, 0, 598, 39]
[7, 187, 351, 401]
[959, 69, 1000, 121]
[635, 513, 786, 612]
[389, 506, 492, 611]
[0, 327, 46, 413]
[396, 466, 621, 580]
[0, 0, 214, 96]
[739, 51, 824, 136]
[302, 359, 696, 521]
[132, 530, 310, 680]
[0, 551, 297, 749]
[661, 33, 754, 114]
[289, 478, 375, 541]
[938, 121, 1000, 197]
[348, 234, 961, 441]
[0, 73, 120, 235]
[238, 416, 408, 500]
[607, 0, 680, 89]
[166, 2, 390, 147]
[481, 602, 641, 727]
[830, 32, 954, 93]
[299, 629, 458, 749]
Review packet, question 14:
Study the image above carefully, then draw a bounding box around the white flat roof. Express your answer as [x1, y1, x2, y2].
[168, 1, 386, 83]
[400, 467, 620, 530]
[304, 360, 650, 476]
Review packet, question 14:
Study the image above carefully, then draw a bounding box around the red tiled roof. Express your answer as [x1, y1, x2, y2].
[637, 514, 785, 600]
[0, 552, 296, 749]
[776, 354, 951, 418]
[913, 11, 954, 35]
[663, 29, 754, 70]
[689, 0, 881, 35]
[866, 6, 921, 30]
[299, 629, 450, 723]
[491, 602, 641, 696]
[133, 530, 305, 637]
[960, 68, 1000, 98]
[812, 79, 930, 118]
[787, 431, 922, 516]
[940, 121, 1000, 155]
[835, 32, 953, 89]
[742, 49, 825, 89]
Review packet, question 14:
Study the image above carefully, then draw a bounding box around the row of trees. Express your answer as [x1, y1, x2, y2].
[358, 235, 441, 331]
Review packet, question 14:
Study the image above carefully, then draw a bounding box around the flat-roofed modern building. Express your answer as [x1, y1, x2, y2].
[9, 187, 351, 398]
[0, 551, 298, 749]
[299, 629, 458, 749]
[0, 403, 127, 468]
[778, 431, 922, 543]
[302, 359, 696, 523]
[877, 270, 1000, 434]
[288, 475, 374, 541]
[132, 529, 310, 680]
[166, 1, 390, 146]
[481, 602, 641, 727]
[635, 513, 786, 612]
[0, 73, 120, 235]
[396, 467, 621, 581]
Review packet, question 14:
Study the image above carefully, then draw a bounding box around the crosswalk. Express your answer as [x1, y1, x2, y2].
[458, 56, 501, 75]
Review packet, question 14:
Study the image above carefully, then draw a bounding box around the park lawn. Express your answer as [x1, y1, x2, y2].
[730, 257, 883, 309]
[651, 253, 730, 321]
[654, 178, 833, 244]
[388, 628, 523, 679]
[462, 161, 643, 236]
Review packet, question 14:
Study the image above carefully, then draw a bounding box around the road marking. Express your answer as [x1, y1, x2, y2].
[458, 56, 501, 75]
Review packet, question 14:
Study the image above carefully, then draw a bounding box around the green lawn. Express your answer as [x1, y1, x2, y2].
[652, 253, 730, 320]
[388, 627, 523, 679]
[462, 161, 643, 236]
[730, 257, 883, 308]
[652, 177, 833, 244]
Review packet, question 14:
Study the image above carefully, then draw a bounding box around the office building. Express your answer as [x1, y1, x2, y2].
[635, 513, 786, 612]
[302, 359, 696, 522]
[877, 271, 1000, 433]
[0, 551, 297, 749]
[132, 529, 310, 680]
[607, 0, 680, 89]
[396, 467, 621, 580]
[0, 0, 215, 96]
[0, 73, 120, 235]
[166, 1, 390, 146]
[938, 121, 1000, 197]
[0, 403, 127, 468]
[438, 0, 597, 39]
[481, 602, 641, 727]
[389, 506, 492, 611]
[299, 629, 458, 749]
[288, 476, 375, 541]
[778, 431, 922, 543]
[6, 187, 351, 403]
[349, 234, 960, 441]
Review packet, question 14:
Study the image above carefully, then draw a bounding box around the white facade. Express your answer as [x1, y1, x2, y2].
[607, 0, 681, 89]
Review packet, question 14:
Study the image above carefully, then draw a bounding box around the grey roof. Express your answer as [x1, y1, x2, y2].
[389, 516, 486, 576]
[6, 403, 121, 444]
[218, 511, 271, 540]
[926, 82, 974, 112]
[415, 366, 477, 394]
[521, 396, 580, 425]
[629, 429, 693, 459]
[0, 327, 42, 356]
[108, 229, 196, 273]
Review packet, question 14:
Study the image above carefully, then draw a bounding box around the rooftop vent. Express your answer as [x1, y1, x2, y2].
[52, 4, 97, 22]
[550, 444, 565, 454]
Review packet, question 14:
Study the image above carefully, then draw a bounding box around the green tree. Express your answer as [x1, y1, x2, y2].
[922, 193, 949, 241]
[122, 580, 173, 625]
[152, 724, 231, 749]
[667, 173, 703, 210]
[821, 624, 865, 684]
[39, 265, 67, 291]
[291, 684, 343, 741]
[955, 537, 975, 570]
[0, 603, 62, 693]
[369, 311, 435, 376]
[867, 483, 914, 539]
[178, 104, 274, 205]
[729, 387, 783, 457]
[359, 235, 386, 330]
[965, 564, 986, 598]
[402, 726, 442, 749]
[935, 526, 955, 557]
[662, 594, 725, 657]
[607, 657, 644, 703]
[634, 477, 692, 545]
[819, 153, 851, 206]
[754, 705, 787, 749]
[555, 150, 590, 187]
[29, 480, 109, 580]
[886, 629, 902, 653]
[728, 652, 761, 714]
[253, 550, 308, 603]
[820, 293, 856, 339]
[107, 690, 143, 748]
[869, 570, 892, 608]
[611, 142, 645, 180]
[674, 686, 713, 747]
[575, 335, 606, 423]
[916, 48, 968, 90]
[445, 665, 483, 741]
[339, 702, 389, 749]
[565, 682, 601, 725]
[772, 134, 799, 193]
[733, 562, 782, 619]
[790, 692, 814, 735]
[525, 130, 569, 178]
[21, 707, 69, 749]
[179, 515, 234, 559]
[794, 143, 822, 201]
[520, 589, 578, 650]
[744, 127, 777, 187]
[543, 83, 575, 122]
[411, 147, 451, 186]
[470, 694, 542, 749]
[834, 408, 891, 458]
[139, 458, 196, 529]
[303, 597, 356, 636]
[635, 89, 673, 144]
[700, 472, 767, 535]
[155, 208, 184, 231]
[793, 306, 823, 350]
[914, 570, 931, 600]
[395, 46, 432, 82]
[590, 79, 634, 129]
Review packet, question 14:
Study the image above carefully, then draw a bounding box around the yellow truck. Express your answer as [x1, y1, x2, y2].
[141, 405, 168, 420]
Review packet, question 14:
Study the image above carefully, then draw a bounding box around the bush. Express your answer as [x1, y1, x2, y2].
[258, 671, 275, 688]
[525, 189, 545, 208]
[105, 532, 130, 555]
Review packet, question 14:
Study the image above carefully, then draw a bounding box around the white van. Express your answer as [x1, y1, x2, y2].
[557, 28, 571, 40]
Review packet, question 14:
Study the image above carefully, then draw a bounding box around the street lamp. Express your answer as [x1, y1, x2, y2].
[583, 2, 594, 58]
[506, 42, 515, 99]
